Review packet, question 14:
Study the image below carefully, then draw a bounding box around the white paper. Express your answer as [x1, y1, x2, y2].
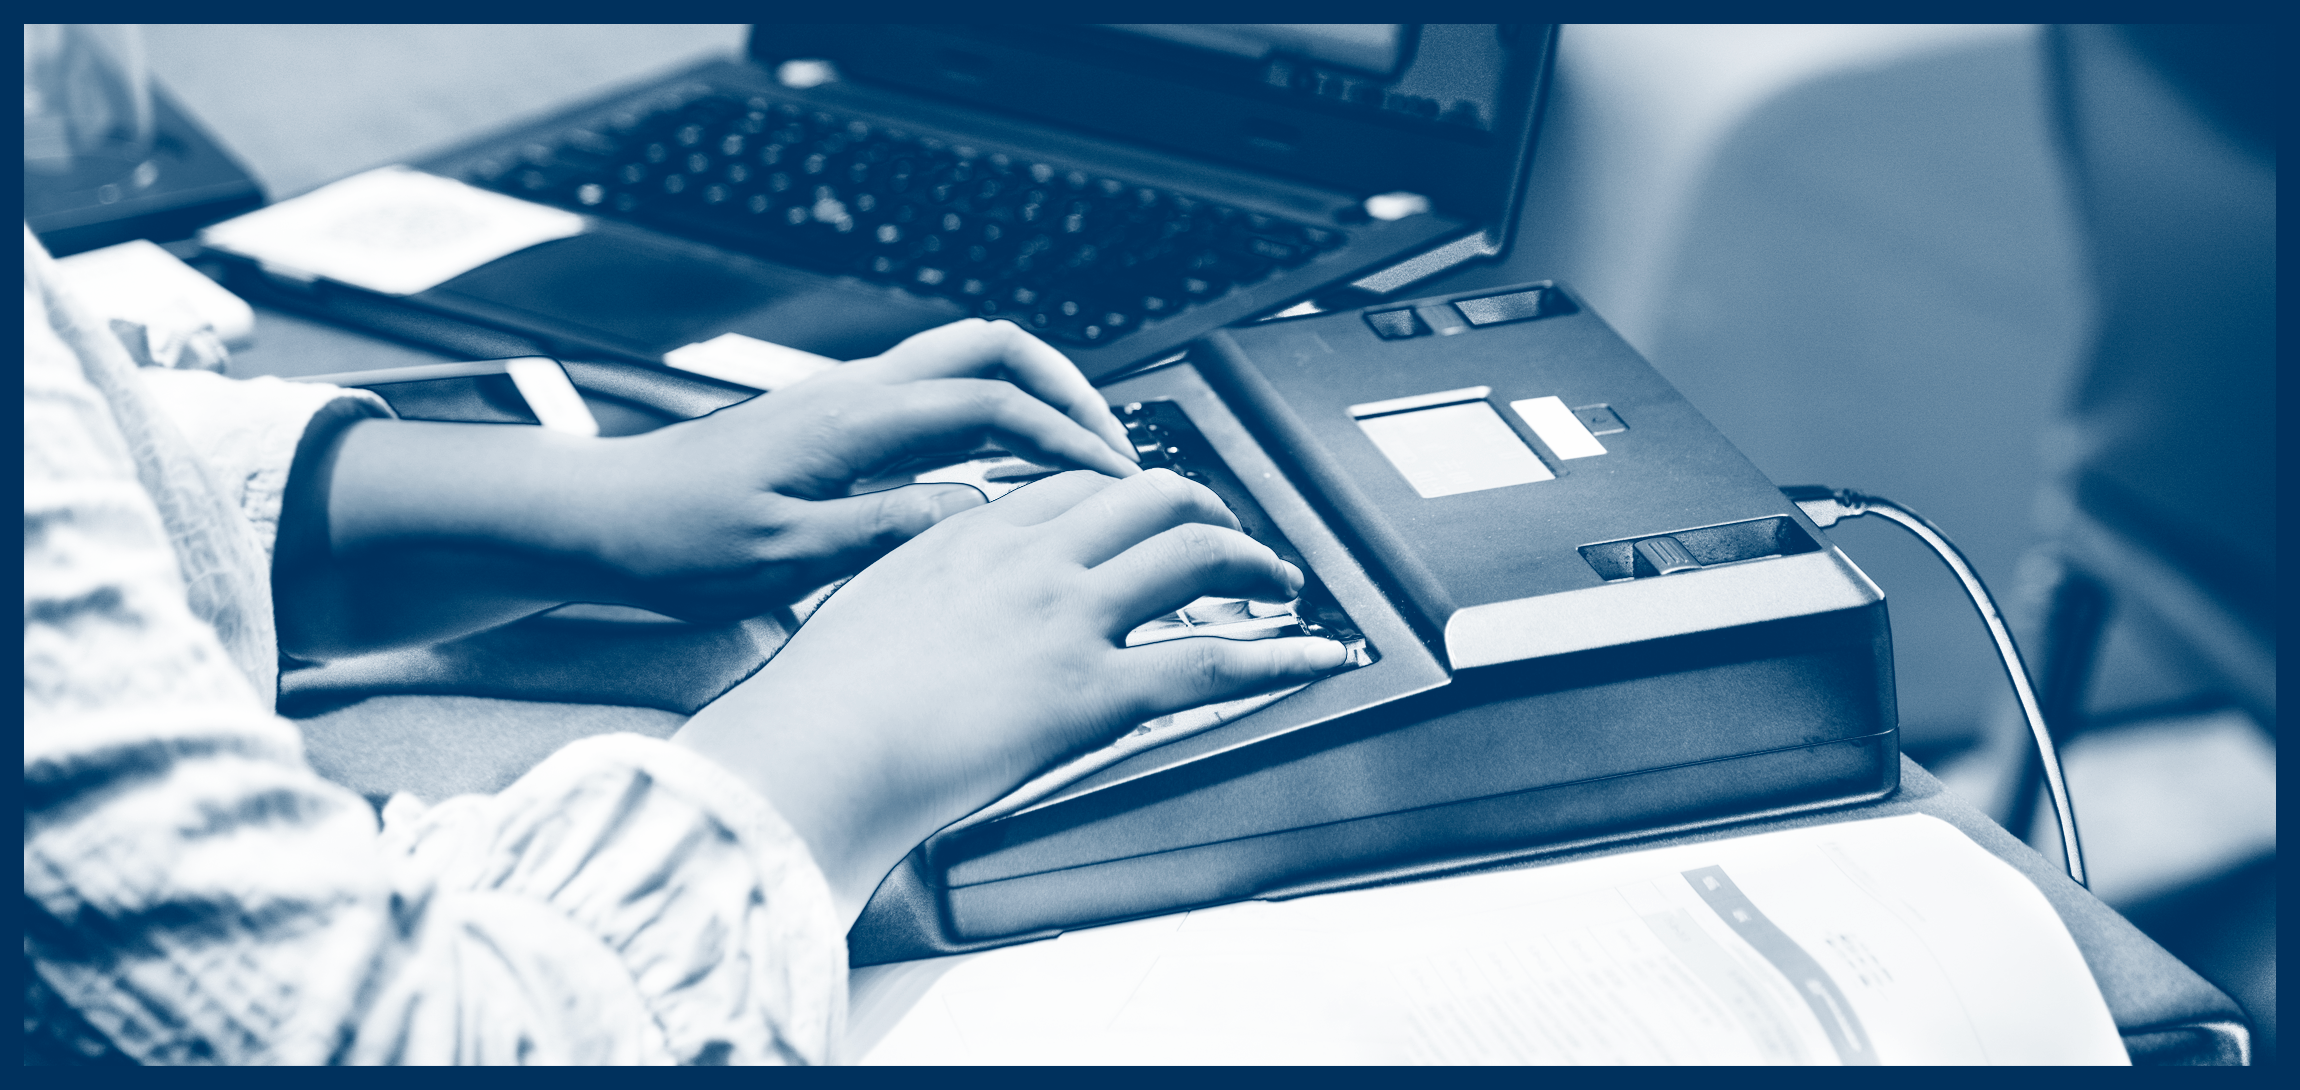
[199, 166, 583, 296]
[1355, 400, 1554, 497]
[503, 357, 599, 437]
[58, 238, 256, 347]
[847, 814, 2126, 1065]
[1510, 395, 1608, 459]
[663, 332, 840, 390]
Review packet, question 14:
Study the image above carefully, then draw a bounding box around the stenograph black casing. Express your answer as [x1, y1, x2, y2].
[849, 283, 1899, 964]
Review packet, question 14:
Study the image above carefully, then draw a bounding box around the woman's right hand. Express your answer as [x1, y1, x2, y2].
[671, 467, 1349, 924]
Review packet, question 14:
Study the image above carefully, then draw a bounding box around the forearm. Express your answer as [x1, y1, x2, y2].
[268, 318, 1149, 660]
[274, 419, 643, 658]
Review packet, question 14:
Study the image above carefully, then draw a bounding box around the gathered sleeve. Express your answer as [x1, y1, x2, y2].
[357, 736, 846, 1065]
[24, 230, 845, 1065]
[135, 367, 391, 562]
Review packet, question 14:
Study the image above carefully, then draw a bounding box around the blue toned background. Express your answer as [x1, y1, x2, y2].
[141, 23, 2273, 1058]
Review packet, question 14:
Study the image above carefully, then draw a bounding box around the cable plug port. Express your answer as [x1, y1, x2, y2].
[1781, 484, 1866, 528]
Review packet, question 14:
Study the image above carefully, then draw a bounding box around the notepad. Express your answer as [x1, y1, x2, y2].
[57, 238, 256, 348]
[661, 332, 840, 391]
[201, 166, 583, 296]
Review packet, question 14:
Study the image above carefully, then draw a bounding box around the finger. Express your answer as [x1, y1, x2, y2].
[977, 469, 1118, 526]
[1086, 522, 1304, 632]
[768, 483, 986, 585]
[859, 319, 1136, 465]
[847, 378, 1138, 480]
[1113, 636, 1351, 722]
[1038, 467, 1240, 567]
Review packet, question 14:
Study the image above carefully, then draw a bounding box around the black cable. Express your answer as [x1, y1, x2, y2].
[1783, 486, 2087, 888]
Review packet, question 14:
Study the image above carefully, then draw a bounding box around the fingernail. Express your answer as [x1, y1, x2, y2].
[1280, 560, 1306, 596]
[1302, 639, 1349, 671]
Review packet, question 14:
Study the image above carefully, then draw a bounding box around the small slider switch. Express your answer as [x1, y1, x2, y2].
[1415, 304, 1472, 336]
[1453, 288, 1550, 326]
[1632, 535, 1702, 577]
[1364, 308, 1427, 339]
[1450, 286, 1575, 326]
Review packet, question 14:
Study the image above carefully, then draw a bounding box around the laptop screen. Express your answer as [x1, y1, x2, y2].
[1106, 25, 1409, 77]
[1096, 24, 1504, 136]
[752, 24, 1551, 223]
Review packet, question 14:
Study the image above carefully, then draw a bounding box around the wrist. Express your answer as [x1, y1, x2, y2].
[498, 429, 642, 566]
[672, 665, 944, 926]
[327, 420, 634, 595]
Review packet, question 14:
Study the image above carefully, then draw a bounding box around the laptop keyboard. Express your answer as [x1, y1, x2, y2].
[466, 92, 1348, 347]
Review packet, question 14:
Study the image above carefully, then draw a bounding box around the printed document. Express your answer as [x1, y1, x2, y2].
[846, 814, 2125, 1064]
[201, 166, 582, 296]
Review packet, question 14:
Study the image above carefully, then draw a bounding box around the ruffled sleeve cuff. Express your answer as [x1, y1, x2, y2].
[379, 733, 847, 1065]
[134, 368, 391, 561]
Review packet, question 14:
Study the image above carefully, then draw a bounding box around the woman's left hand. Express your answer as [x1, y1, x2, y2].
[283, 320, 1139, 656]
[578, 318, 1139, 622]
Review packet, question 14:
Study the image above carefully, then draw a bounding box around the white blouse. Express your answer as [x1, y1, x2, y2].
[22, 227, 845, 1064]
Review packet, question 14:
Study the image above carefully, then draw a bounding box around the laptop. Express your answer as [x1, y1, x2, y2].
[201, 24, 1556, 384]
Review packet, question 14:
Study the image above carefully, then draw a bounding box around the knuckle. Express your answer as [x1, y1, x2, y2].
[1167, 522, 1222, 565]
[846, 492, 927, 551]
[1180, 639, 1242, 691]
[1043, 469, 1104, 497]
[990, 317, 1032, 345]
[969, 378, 1021, 414]
[1140, 468, 1194, 517]
[945, 318, 996, 350]
[1171, 471, 1223, 516]
[868, 496, 912, 546]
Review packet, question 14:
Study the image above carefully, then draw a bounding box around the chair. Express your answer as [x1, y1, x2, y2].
[2009, 24, 2275, 838]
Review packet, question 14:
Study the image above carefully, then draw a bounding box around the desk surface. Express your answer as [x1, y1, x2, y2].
[304, 688, 2247, 1064]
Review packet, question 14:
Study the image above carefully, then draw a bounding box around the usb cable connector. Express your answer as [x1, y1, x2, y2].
[1783, 485, 2087, 888]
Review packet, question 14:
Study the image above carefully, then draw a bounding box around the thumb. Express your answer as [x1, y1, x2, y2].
[789, 483, 987, 573]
